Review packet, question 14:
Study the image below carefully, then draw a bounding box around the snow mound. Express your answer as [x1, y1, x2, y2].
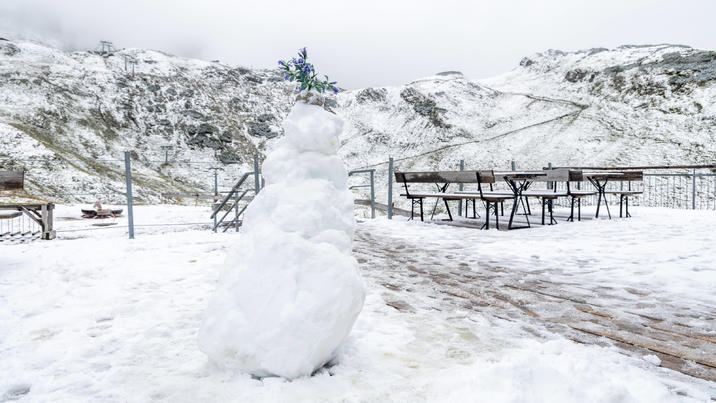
[198, 99, 365, 379]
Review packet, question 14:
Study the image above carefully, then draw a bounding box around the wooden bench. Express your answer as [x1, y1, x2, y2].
[584, 171, 643, 219]
[601, 171, 643, 218]
[0, 170, 55, 240]
[395, 170, 512, 229]
[0, 171, 24, 190]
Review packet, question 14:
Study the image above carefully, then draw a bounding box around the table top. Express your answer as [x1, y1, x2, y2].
[494, 171, 549, 181]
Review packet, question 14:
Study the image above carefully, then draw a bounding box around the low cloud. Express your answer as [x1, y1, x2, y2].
[1, 0, 714, 88]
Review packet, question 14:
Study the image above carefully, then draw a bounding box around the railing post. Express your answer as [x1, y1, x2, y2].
[370, 170, 376, 219]
[214, 170, 218, 198]
[124, 151, 135, 240]
[692, 169, 697, 209]
[547, 162, 552, 189]
[388, 157, 394, 220]
[235, 190, 240, 231]
[253, 154, 261, 195]
[458, 159, 464, 216]
[511, 160, 516, 171]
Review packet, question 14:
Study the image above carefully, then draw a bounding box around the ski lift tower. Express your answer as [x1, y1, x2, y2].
[160, 145, 173, 164]
[122, 54, 138, 77]
[98, 40, 115, 56]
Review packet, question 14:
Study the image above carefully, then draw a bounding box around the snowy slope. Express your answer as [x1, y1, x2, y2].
[1, 206, 714, 401]
[336, 46, 715, 207]
[1, 39, 714, 204]
[0, 38, 296, 203]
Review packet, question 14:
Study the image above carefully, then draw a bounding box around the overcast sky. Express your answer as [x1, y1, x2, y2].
[1, 0, 714, 89]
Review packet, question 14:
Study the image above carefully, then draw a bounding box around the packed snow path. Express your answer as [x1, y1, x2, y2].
[1, 206, 714, 401]
[354, 210, 716, 382]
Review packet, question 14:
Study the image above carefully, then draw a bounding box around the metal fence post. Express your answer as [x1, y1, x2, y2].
[369, 170, 376, 219]
[388, 157, 394, 220]
[692, 169, 697, 209]
[253, 154, 261, 195]
[235, 190, 240, 231]
[124, 151, 135, 240]
[511, 160, 516, 171]
[458, 159, 464, 216]
[547, 162, 552, 189]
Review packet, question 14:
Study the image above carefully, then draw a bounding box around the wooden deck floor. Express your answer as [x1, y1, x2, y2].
[353, 226, 716, 383]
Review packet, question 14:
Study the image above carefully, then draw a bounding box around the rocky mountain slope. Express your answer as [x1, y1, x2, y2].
[0, 38, 295, 202]
[0, 39, 713, 204]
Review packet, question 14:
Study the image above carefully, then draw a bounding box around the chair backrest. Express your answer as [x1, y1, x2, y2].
[543, 168, 583, 182]
[0, 171, 24, 190]
[620, 171, 643, 181]
[394, 170, 495, 184]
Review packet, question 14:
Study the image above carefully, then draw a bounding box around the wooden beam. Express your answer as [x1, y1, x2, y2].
[544, 164, 716, 171]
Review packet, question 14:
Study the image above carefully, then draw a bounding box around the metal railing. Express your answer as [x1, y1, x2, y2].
[384, 158, 716, 217]
[209, 154, 263, 233]
[549, 170, 716, 210]
[349, 169, 376, 219]
[210, 172, 254, 232]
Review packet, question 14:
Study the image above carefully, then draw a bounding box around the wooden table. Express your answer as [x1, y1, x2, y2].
[582, 172, 626, 219]
[495, 172, 549, 230]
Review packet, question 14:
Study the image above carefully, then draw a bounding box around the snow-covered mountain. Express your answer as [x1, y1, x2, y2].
[1, 38, 714, 203]
[0, 38, 295, 202]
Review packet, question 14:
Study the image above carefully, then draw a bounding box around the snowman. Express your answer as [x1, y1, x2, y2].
[198, 48, 365, 379]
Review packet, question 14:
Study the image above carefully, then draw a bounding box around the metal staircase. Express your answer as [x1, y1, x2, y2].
[210, 155, 262, 233]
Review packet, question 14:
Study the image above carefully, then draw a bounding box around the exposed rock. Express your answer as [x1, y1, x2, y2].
[256, 114, 274, 122]
[399, 87, 451, 129]
[247, 121, 277, 138]
[244, 75, 264, 84]
[219, 132, 233, 142]
[186, 135, 202, 145]
[218, 151, 240, 164]
[519, 57, 535, 67]
[323, 97, 338, 112]
[158, 119, 171, 126]
[197, 123, 217, 135]
[355, 88, 387, 104]
[182, 109, 205, 120]
[203, 138, 222, 150]
[1, 42, 20, 57]
[147, 84, 161, 92]
[565, 69, 589, 83]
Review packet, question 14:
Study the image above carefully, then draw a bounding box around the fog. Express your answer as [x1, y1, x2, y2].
[1, 0, 714, 88]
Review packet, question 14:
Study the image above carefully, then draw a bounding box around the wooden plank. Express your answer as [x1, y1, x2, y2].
[395, 170, 495, 184]
[494, 171, 548, 181]
[0, 211, 22, 220]
[0, 171, 24, 190]
[542, 168, 584, 182]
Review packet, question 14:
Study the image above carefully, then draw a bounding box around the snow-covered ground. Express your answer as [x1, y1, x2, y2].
[1, 205, 714, 402]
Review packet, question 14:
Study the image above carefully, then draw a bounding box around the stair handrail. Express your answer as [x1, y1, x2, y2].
[213, 189, 251, 231]
[210, 172, 252, 219]
[222, 202, 251, 232]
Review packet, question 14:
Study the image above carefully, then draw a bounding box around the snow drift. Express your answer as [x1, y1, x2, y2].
[198, 97, 365, 379]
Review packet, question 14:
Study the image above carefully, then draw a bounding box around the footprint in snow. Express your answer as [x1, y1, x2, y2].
[2, 384, 31, 401]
